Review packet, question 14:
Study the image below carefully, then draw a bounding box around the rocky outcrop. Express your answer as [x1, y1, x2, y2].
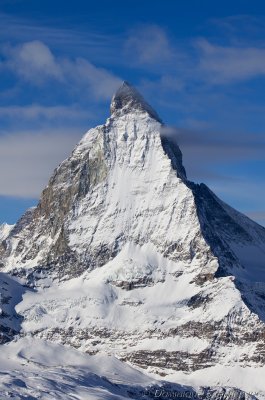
[0, 82, 265, 397]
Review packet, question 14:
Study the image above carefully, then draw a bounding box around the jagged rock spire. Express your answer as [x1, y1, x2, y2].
[110, 81, 162, 123]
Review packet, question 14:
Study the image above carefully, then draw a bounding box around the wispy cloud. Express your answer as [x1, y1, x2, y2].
[0, 129, 82, 198]
[0, 14, 264, 227]
[61, 57, 122, 100]
[0, 104, 89, 121]
[208, 15, 265, 44]
[0, 12, 123, 64]
[197, 39, 265, 84]
[0, 37, 121, 199]
[160, 122, 265, 227]
[139, 76, 185, 96]
[125, 24, 265, 88]
[125, 25, 174, 65]
[124, 24, 189, 76]
[162, 125, 265, 163]
[3, 41, 63, 84]
[1, 40, 122, 99]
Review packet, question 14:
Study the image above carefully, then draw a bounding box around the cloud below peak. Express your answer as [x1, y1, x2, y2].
[0, 129, 82, 198]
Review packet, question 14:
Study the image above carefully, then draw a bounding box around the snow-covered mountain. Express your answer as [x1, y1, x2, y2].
[0, 82, 265, 398]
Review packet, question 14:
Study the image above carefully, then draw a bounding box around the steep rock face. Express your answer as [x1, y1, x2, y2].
[0, 82, 212, 285]
[0, 82, 265, 397]
[191, 183, 265, 282]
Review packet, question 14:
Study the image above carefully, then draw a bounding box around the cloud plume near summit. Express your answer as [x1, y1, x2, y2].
[1, 40, 121, 99]
[0, 11, 265, 225]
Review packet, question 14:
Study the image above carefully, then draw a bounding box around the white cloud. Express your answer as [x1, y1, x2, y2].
[0, 105, 88, 120]
[161, 125, 265, 164]
[2, 40, 121, 99]
[0, 40, 122, 198]
[124, 25, 187, 72]
[125, 25, 265, 86]
[0, 129, 82, 198]
[139, 75, 185, 96]
[5, 40, 63, 84]
[125, 25, 173, 65]
[0, 12, 122, 64]
[197, 39, 265, 84]
[62, 57, 122, 99]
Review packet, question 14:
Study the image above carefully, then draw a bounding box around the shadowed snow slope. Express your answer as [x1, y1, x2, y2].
[0, 337, 258, 399]
[0, 82, 265, 398]
[0, 273, 25, 343]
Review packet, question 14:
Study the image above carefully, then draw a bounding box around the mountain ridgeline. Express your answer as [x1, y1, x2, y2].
[0, 82, 265, 398]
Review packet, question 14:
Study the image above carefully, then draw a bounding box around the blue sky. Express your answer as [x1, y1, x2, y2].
[0, 0, 265, 226]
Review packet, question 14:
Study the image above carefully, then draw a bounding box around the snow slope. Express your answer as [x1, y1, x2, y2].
[0, 224, 13, 242]
[0, 337, 257, 399]
[13, 265, 265, 398]
[0, 82, 265, 397]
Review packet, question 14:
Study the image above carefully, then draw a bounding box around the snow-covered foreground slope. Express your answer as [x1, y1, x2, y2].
[0, 336, 258, 399]
[13, 267, 264, 399]
[0, 82, 265, 397]
[1, 336, 160, 400]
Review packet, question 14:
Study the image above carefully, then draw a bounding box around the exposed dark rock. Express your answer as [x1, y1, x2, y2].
[110, 81, 162, 123]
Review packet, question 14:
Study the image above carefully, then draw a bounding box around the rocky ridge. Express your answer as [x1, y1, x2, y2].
[0, 82, 265, 398]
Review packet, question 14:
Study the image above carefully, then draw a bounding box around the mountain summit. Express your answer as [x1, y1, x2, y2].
[110, 81, 162, 122]
[1, 83, 265, 397]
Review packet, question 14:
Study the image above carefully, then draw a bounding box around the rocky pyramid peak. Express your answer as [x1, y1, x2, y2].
[110, 81, 162, 122]
[1, 80, 265, 398]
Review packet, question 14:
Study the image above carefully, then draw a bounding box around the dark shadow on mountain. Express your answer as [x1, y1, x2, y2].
[50, 369, 257, 400]
[160, 135, 187, 181]
[188, 181, 265, 323]
[0, 272, 27, 343]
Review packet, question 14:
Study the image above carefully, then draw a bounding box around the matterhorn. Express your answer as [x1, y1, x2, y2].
[0, 82, 265, 399]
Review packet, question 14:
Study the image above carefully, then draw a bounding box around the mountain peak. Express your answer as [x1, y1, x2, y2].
[110, 81, 162, 122]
